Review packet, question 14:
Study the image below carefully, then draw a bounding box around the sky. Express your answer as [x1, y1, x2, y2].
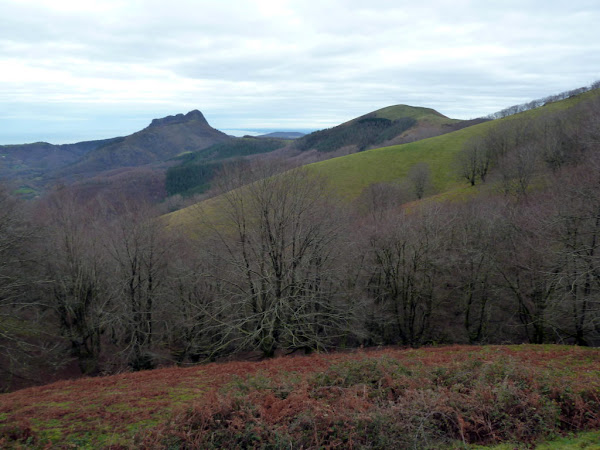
[1, 0, 599, 145]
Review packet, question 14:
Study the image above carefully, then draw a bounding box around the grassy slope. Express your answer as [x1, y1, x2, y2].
[372, 104, 456, 123]
[1, 345, 599, 448]
[309, 89, 600, 200]
[164, 89, 599, 229]
[309, 124, 478, 199]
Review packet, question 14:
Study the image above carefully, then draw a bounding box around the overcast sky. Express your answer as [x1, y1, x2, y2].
[1, 0, 599, 144]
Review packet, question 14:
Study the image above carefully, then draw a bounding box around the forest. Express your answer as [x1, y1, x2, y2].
[1, 91, 599, 394]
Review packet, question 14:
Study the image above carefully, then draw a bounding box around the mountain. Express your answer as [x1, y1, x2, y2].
[163, 105, 479, 200]
[163, 88, 600, 229]
[0, 137, 122, 190]
[0, 110, 231, 200]
[292, 104, 479, 155]
[50, 110, 231, 182]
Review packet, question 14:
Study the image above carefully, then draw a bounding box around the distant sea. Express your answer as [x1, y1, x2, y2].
[222, 128, 315, 137]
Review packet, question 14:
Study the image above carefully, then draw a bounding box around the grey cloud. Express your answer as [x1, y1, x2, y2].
[1, 0, 598, 144]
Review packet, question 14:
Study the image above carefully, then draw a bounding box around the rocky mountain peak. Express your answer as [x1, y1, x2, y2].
[149, 109, 209, 128]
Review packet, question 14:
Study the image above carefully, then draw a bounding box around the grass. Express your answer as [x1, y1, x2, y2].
[372, 104, 461, 126]
[308, 123, 482, 199]
[1, 345, 599, 448]
[0, 366, 212, 447]
[308, 87, 600, 200]
[472, 431, 600, 449]
[12, 186, 37, 196]
[164, 89, 600, 230]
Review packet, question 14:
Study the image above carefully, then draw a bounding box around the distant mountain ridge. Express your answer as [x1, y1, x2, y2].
[0, 110, 232, 198]
[0, 137, 122, 189]
[0, 104, 479, 201]
[53, 110, 230, 180]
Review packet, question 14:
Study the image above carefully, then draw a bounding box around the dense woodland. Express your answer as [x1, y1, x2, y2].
[165, 138, 286, 197]
[1, 93, 600, 393]
[294, 116, 417, 152]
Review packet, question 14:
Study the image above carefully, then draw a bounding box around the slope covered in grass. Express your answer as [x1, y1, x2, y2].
[309, 88, 600, 199]
[293, 104, 460, 153]
[371, 104, 454, 122]
[163, 88, 600, 229]
[1, 345, 599, 448]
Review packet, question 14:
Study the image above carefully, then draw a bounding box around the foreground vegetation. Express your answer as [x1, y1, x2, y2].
[0, 345, 599, 448]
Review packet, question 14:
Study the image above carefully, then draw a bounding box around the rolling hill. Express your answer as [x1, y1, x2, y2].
[308, 87, 600, 199]
[0, 137, 122, 194]
[163, 88, 600, 229]
[292, 104, 480, 154]
[163, 104, 481, 200]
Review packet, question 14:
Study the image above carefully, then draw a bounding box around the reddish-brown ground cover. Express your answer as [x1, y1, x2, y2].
[1, 345, 599, 448]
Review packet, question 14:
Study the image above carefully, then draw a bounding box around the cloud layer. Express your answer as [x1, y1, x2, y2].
[1, 0, 599, 143]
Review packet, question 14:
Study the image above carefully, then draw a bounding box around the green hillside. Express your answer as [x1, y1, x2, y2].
[309, 123, 480, 199]
[308, 88, 600, 199]
[371, 104, 452, 122]
[163, 89, 600, 229]
[293, 104, 459, 153]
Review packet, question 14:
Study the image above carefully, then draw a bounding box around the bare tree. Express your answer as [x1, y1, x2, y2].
[548, 161, 600, 345]
[408, 162, 431, 199]
[498, 143, 539, 199]
[493, 201, 560, 344]
[457, 136, 492, 185]
[356, 181, 410, 223]
[164, 233, 228, 363]
[0, 185, 30, 310]
[106, 201, 171, 370]
[363, 205, 449, 346]
[39, 189, 113, 375]
[0, 185, 45, 388]
[447, 200, 503, 343]
[199, 161, 352, 357]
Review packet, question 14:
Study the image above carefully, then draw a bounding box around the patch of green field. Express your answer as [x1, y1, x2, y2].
[13, 186, 36, 196]
[306, 88, 600, 199]
[308, 123, 484, 199]
[536, 431, 600, 449]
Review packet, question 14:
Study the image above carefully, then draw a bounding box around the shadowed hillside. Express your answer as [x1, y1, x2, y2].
[292, 104, 466, 154]
[0, 137, 122, 195]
